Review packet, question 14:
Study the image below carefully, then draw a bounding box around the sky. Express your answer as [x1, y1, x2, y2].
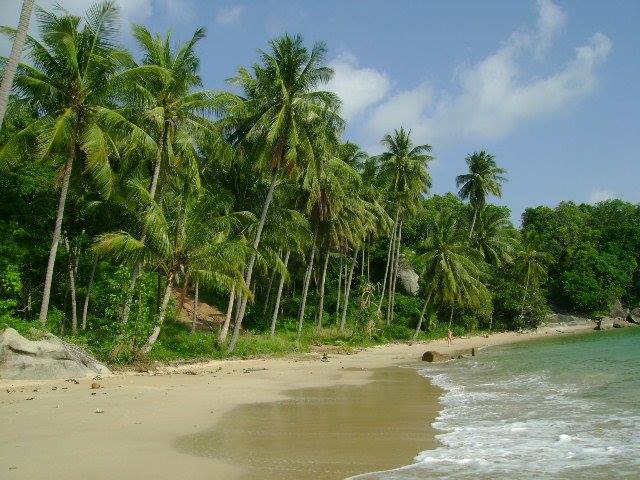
[2, 0, 639, 222]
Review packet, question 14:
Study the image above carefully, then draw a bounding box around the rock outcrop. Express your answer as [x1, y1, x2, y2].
[627, 308, 640, 325]
[0, 328, 110, 380]
[421, 351, 453, 363]
[172, 292, 225, 331]
[397, 257, 419, 295]
[609, 299, 628, 320]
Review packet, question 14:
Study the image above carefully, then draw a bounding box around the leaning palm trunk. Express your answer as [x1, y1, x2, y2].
[178, 273, 190, 316]
[316, 250, 330, 328]
[378, 207, 400, 313]
[270, 250, 290, 336]
[447, 305, 454, 329]
[64, 238, 78, 333]
[227, 171, 278, 353]
[335, 255, 343, 322]
[469, 207, 478, 238]
[0, 0, 34, 127]
[121, 125, 166, 325]
[81, 256, 98, 330]
[413, 291, 433, 339]
[262, 266, 278, 315]
[218, 287, 235, 344]
[39, 145, 75, 323]
[387, 220, 403, 325]
[340, 248, 358, 332]
[141, 272, 175, 353]
[296, 243, 316, 343]
[191, 281, 199, 333]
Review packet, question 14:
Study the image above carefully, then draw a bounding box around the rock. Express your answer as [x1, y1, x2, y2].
[90, 382, 101, 389]
[612, 319, 627, 328]
[94, 408, 104, 414]
[421, 351, 452, 362]
[627, 308, 640, 324]
[0, 328, 111, 380]
[397, 257, 419, 295]
[594, 316, 615, 330]
[610, 299, 628, 320]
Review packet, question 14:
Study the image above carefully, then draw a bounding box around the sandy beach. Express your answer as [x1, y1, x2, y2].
[0, 322, 595, 480]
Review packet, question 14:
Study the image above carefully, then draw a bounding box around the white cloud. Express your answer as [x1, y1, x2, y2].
[215, 5, 245, 25]
[589, 188, 616, 204]
[325, 53, 391, 121]
[363, 0, 611, 145]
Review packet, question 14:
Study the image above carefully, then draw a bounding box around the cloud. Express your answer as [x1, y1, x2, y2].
[363, 0, 611, 146]
[215, 5, 245, 25]
[589, 188, 616, 204]
[325, 53, 391, 122]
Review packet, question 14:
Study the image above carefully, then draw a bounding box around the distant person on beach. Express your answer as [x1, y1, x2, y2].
[447, 329, 453, 345]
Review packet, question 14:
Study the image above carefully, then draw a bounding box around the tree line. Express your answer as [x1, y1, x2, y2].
[1, 2, 638, 361]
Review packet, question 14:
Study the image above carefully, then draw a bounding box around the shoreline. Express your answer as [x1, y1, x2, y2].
[0, 321, 596, 479]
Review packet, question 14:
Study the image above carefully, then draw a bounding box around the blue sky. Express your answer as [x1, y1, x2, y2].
[2, 0, 639, 222]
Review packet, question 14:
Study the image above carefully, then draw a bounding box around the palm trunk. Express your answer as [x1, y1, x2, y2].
[64, 238, 78, 333]
[141, 272, 174, 353]
[81, 256, 98, 330]
[367, 247, 370, 282]
[387, 219, 402, 325]
[0, 0, 34, 128]
[191, 281, 199, 333]
[335, 255, 343, 323]
[469, 208, 478, 238]
[262, 263, 278, 315]
[178, 273, 190, 316]
[270, 250, 290, 336]
[378, 207, 400, 313]
[413, 291, 433, 339]
[39, 145, 75, 323]
[227, 171, 278, 353]
[361, 247, 365, 278]
[316, 250, 330, 328]
[121, 124, 166, 325]
[340, 248, 358, 332]
[296, 243, 316, 343]
[218, 287, 235, 344]
[448, 305, 454, 329]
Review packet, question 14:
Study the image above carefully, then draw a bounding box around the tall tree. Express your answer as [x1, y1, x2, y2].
[0, 0, 35, 128]
[376, 128, 433, 322]
[456, 151, 507, 237]
[0, 2, 155, 323]
[220, 34, 342, 353]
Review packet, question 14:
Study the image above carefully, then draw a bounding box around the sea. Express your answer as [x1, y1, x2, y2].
[352, 328, 640, 480]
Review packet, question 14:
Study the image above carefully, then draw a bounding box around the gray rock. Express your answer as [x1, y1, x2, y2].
[0, 328, 110, 380]
[627, 308, 640, 324]
[595, 316, 615, 330]
[421, 351, 453, 362]
[609, 299, 628, 320]
[397, 257, 419, 295]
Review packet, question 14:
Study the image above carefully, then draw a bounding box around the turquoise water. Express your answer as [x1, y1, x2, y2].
[353, 328, 640, 479]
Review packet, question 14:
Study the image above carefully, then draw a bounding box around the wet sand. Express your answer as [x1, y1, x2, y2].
[176, 367, 441, 480]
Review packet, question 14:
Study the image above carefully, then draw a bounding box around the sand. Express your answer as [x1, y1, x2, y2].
[0, 322, 595, 480]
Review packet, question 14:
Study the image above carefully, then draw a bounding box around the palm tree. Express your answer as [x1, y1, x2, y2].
[93, 181, 249, 352]
[414, 211, 489, 338]
[456, 151, 507, 237]
[0, 0, 35, 128]
[376, 128, 433, 323]
[117, 25, 221, 326]
[219, 33, 342, 353]
[0, 2, 156, 324]
[473, 206, 517, 268]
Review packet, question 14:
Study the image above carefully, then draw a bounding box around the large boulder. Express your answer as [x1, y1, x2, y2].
[0, 328, 110, 380]
[594, 316, 615, 330]
[421, 351, 453, 363]
[627, 308, 640, 324]
[397, 257, 419, 295]
[609, 299, 628, 320]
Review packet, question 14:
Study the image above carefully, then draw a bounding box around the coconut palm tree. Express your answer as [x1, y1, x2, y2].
[456, 151, 507, 237]
[0, 0, 35, 128]
[93, 181, 249, 352]
[473, 206, 517, 268]
[414, 211, 489, 338]
[219, 33, 342, 353]
[376, 128, 433, 322]
[0, 2, 156, 324]
[117, 25, 223, 326]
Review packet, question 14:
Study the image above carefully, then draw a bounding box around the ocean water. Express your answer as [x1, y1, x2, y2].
[352, 328, 640, 480]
